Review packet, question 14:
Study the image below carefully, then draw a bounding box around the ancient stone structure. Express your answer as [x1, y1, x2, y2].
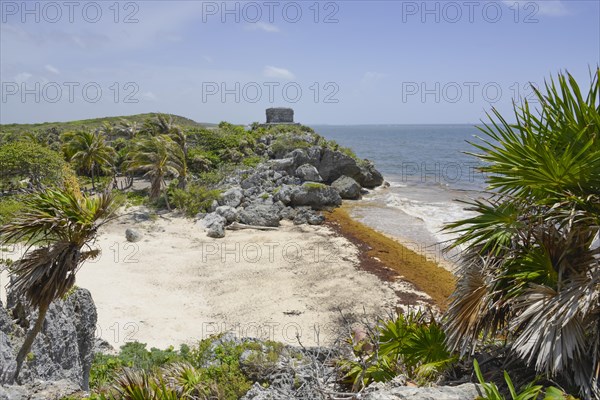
[265, 108, 295, 124]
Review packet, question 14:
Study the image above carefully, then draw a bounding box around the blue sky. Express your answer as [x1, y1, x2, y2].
[1, 0, 598, 124]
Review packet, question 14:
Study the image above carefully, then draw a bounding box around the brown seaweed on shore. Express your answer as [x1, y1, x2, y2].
[325, 207, 456, 311]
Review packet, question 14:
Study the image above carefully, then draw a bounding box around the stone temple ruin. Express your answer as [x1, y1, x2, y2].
[265, 107, 299, 125]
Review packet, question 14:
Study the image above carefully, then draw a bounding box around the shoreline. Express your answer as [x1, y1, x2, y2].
[0, 196, 458, 351]
[326, 205, 455, 311]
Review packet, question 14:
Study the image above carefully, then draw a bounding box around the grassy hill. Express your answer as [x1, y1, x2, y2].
[0, 113, 217, 135]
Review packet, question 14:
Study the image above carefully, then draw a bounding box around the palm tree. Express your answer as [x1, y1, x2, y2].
[443, 69, 600, 398]
[126, 135, 181, 208]
[62, 131, 116, 192]
[143, 114, 189, 189]
[0, 188, 117, 382]
[117, 119, 141, 140]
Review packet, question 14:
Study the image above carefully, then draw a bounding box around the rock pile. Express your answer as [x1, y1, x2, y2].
[197, 133, 384, 238]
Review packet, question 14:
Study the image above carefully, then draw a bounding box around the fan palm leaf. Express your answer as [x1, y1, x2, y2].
[443, 68, 600, 398]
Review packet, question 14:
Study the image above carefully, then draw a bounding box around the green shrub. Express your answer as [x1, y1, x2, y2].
[270, 135, 311, 156]
[0, 196, 26, 225]
[340, 311, 456, 390]
[241, 155, 264, 167]
[187, 147, 219, 172]
[168, 184, 221, 217]
[0, 142, 73, 190]
[473, 359, 576, 400]
[89, 337, 254, 399]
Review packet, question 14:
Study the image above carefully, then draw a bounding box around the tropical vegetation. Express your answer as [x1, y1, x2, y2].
[444, 68, 599, 398]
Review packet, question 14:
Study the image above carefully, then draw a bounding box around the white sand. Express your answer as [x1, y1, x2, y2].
[0, 207, 433, 350]
[78, 207, 414, 350]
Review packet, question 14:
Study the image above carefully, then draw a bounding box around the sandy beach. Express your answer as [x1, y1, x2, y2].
[0, 206, 431, 350]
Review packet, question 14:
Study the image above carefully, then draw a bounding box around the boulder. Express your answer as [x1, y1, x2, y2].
[215, 206, 239, 224]
[289, 183, 342, 210]
[125, 228, 142, 243]
[268, 158, 294, 173]
[219, 187, 244, 208]
[273, 185, 295, 205]
[308, 213, 325, 225]
[295, 164, 323, 182]
[198, 212, 226, 230]
[318, 148, 361, 184]
[207, 223, 225, 239]
[239, 204, 281, 227]
[331, 176, 361, 200]
[358, 161, 384, 188]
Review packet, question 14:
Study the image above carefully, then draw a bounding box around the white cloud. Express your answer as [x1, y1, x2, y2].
[45, 64, 60, 74]
[503, 1, 569, 16]
[14, 72, 32, 83]
[142, 91, 158, 101]
[246, 22, 280, 33]
[263, 65, 295, 80]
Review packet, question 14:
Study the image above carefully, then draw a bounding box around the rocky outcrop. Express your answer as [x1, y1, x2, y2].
[198, 130, 384, 238]
[317, 148, 361, 184]
[225, 332, 482, 400]
[0, 288, 97, 393]
[0, 300, 16, 382]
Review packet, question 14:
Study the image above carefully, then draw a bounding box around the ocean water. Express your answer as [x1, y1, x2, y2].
[312, 124, 488, 264]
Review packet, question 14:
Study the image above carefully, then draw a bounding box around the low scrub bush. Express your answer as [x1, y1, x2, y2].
[168, 184, 221, 217]
[88, 337, 254, 399]
[473, 359, 577, 400]
[340, 310, 456, 391]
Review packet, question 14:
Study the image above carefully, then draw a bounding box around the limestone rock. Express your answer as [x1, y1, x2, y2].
[295, 164, 323, 182]
[1, 288, 97, 391]
[362, 383, 482, 400]
[331, 175, 361, 199]
[125, 228, 142, 243]
[207, 223, 225, 239]
[289, 183, 342, 210]
[318, 148, 361, 184]
[215, 206, 239, 224]
[198, 212, 226, 230]
[358, 161, 385, 188]
[239, 204, 281, 227]
[292, 207, 324, 225]
[220, 187, 244, 208]
[0, 379, 82, 400]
